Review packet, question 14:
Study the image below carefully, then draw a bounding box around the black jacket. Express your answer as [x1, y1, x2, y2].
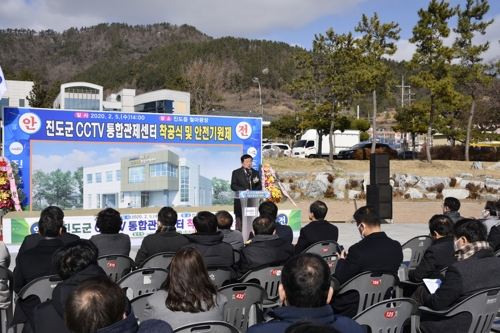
[294, 220, 339, 254]
[135, 230, 189, 266]
[487, 223, 500, 251]
[181, 232, 234, 267]
[408, 236, 455, 283]
[331, 232, 403, 318]
[32, 265, 107, 333]
[13, 238, 65, 293]
[231, 167, 262, 218]
[237, 234, 295, 275]
[18, 233, 79, 254]
[444, 211, 464, 224]
[420, 249, 500, 333]
[248, 223, 294, 244]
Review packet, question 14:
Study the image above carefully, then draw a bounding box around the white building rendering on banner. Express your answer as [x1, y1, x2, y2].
[83, 149, 212, 209]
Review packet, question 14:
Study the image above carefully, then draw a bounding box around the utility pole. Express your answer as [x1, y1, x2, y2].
[395, 76, 415, 155]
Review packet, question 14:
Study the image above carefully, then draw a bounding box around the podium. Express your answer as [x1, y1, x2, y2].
[235, 190, 270, 242]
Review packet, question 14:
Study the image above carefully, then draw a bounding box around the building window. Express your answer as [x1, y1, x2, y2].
[116, 170, 121, 181]
[96, 194, 100, 208]
[0, 98, 9, 108]
[120, 192, 124, 203]
[180, 166, 189, 202]
[96, 173, 102, 183]
[88, 194, 92, 208]
[19, 99, 25, 107]
[150, 162, 177, 177]
[106, 171, 113, 182]
[64, 86, 100, 111]
[129, 166, 145, 183]
[87, 174, 92, 184]
[134, 100, 174, 113]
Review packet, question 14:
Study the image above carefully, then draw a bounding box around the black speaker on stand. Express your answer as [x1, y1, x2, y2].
[367, 153, 393, 220]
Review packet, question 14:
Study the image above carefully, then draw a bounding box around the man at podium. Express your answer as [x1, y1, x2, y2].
[231, 154, 262, 231]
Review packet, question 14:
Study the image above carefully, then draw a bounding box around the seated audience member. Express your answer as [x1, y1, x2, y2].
[442, 197, 464, 224]
[18, 206, 79, 253]
[246, 253, 364, 333]
[294, 200, 339, 254]
[285, 320, 342, 333]
[249, 201, 293, 243]
[135, 207, 189, 266]
[143, 247, 227, 329]
[181, 211, 234, 266]
[13, 212, 65, 293]
[331, 206, 403, 318]
[32, 240, 107, 332]
[65, 275, 172, 333]
[0, 241, 10, 309]
[237, 216, 295, 275]
[415, 219, 500, 333]
[407, 215, 455, 283]
[487, 200, 500, 250]
[479, 200, 499, 235]
[215, 210, 244, 251]
[90, 208, 131, 256]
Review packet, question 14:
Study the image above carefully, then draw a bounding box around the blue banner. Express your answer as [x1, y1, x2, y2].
[2, 107, 263, 210]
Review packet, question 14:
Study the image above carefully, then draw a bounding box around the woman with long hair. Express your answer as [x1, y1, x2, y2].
[143, 247, 227, 328]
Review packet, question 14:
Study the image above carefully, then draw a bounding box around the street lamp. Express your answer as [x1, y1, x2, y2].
[253, 68, 269, 117]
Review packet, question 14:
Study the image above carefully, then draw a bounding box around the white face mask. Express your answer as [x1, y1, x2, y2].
[482, 209, 488, 219]
[454, 238, 462, 251]
[358, 223, 365, 239]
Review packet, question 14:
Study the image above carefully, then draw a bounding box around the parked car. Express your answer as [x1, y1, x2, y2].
[397, 150, 420, 160]
[262, 143, 291, 156]
[337, 142, 395, 159]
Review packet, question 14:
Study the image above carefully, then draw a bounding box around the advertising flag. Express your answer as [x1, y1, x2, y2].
[0, 65, 7, 99]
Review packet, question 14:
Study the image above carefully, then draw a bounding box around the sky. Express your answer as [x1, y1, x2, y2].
[32, 142, 242, 181]
[1, 0, 499, 63]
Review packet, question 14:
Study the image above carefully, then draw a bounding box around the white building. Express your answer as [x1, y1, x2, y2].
[53, 82, 190, 115]
[83, 149, 211, 209]
[0, 80, 34, 109]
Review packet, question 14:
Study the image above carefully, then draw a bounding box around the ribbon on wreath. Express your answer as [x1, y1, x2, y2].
[0, 157, 22, 212]
[262, 163, 297, 207]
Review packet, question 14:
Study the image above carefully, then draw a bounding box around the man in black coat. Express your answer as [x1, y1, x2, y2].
[135, 206, 189, 266]
[417, 219, 500, 333]
[231, 154, 262, 231]
[237, 216, 295, 276]
[331, 206, 403, 318]
[294, 200, 339, 254]
[248, 201, 293, 243]
[13, 212, 65, 293]
[442, 197, 464, 224]
[32, 240, 107, 333]
[181, 211, 234, 267]
[407, 214, 455, 283]
[18, 206, 79, 253]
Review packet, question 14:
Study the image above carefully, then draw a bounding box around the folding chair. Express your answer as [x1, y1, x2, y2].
[218, 283, 267, 333]
[302, 240, 341, 256]
[98, 254, 136, 282]
[174, 321, 239, 333]
[138, 252, 175, 269]
[401, 236, 432, 269]
[0, 266, 13, 333]
[233, 250, 241, 264]
[238, 265, 283, 308]
[206, 266, 236, 288]
[322, 254, 338, 274]
[16, 275, 62, 302]
[130, 293, 153, 324]
[336, 271, 399, 316]
[117, 268, 168, 299]
[353, 298, 419, 333]
[420, 288, 500, 333]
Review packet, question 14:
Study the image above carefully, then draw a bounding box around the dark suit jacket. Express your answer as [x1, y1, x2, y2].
[237, 235, 294, 275]
[135, 230, 189, 266]
[487, 223, 500, 251]
[408, 236, 455, 283]
[181, 232, 234, 267]
[13, 238, 65, 293]
[248, 223, 294, 243]
[420, 249, 500, 333]
[18, 232, 79, 253]
[294, 220, 339, 254]
[331, 232, 403, 318]
[231, 167, 262, 218]
[444, 211, 464, 224]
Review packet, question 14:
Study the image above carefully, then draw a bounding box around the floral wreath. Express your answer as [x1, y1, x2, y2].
[261, 163, 297, 206]
[0, 157, 23, 216]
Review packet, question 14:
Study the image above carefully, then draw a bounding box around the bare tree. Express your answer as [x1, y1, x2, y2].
[183, 58, 225, 114]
